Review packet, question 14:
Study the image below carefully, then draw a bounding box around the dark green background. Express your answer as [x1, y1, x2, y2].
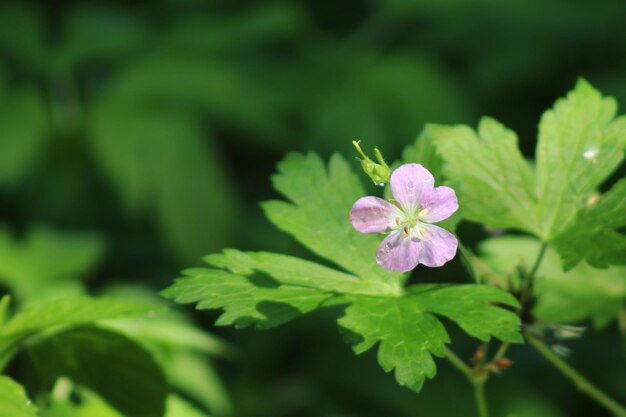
[1, 0, 625, 416]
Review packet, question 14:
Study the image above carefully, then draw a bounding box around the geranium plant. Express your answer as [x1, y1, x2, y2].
[164, 79, 626, 417]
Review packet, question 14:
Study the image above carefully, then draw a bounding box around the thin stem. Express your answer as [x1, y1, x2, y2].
[457, 242, 481, 284]
[526, 332, 626, 417]
[446, 348, 491, 417]
[519, 242, 548, 308]
[445, 348, 472, 379]
[619, 306, 626, 356]
[474, 381, 490, 417]
[491, 342, 510, 363]
[526, 243, 548, 282]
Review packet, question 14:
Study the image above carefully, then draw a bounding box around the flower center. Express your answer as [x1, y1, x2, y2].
[395, 208, 429, 238]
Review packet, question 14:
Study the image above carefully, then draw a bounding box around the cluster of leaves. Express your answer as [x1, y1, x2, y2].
[0, 227, 231, 417]
[165, 80, 626, 394]
[164, 154, 523, 391]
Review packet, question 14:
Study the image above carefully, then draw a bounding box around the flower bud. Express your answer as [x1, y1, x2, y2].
[352, 140, 391, 185]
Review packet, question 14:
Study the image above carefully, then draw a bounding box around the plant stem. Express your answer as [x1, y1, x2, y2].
[445, 347, 472, 378]
[519, 242, 547, 308]
[526, 333, 626, 417]
[445, 348, 491, 417]
[526, 243, 548, 282]
[491, 342, 510, 363]
[474, 381, 490, 417]
[618, 305, 626, 355]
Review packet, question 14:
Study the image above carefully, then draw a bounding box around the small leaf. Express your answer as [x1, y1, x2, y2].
[26, 326, 168, 417]
[0, 376, 38, 417]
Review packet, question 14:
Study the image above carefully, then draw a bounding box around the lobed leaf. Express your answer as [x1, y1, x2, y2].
[338, 284, 521, 391]
[163, 269, 333, 329]
[262, 152, 403, 286]
[427, 117, 538, 235]
[536, 79, 626, 238]
[429, 79, 626, 269]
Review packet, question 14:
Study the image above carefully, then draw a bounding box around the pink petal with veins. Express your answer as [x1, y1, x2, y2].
[390, 164, 434, 212]
[420, 186, 459, 223]
[350, 196, 402, 234]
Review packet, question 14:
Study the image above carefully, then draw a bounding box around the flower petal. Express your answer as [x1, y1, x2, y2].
[415, 224, 458, 267]
[420, 186, 459, 223]
[350, 196, 402, 234]
[376, 230, 420, 272]
[390, 163, 434, 211]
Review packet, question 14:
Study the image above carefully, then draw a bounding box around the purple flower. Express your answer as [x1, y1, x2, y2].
[350, 163, 459, 272]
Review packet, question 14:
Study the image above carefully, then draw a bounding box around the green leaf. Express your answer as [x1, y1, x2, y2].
[338, 285, 521, 391]
[551, 178, 626, 269]
[163, 354, 227, 416]
[479, 235, 626, 327]
[204, 249, 397, 296]
[0, 297, 157, 344]
[101, 285, 232, 415]
[90, 100, 238, 263]
[536, 79, 626, 238]
[427, 117, 539, 235]
[166, 395, 213, 417]
[262, 152, 402, 286]
[0, 376, 38, 417]
[0, 227, 104, 304]
[0, 86, 47, 186]
[26, 326, 168, 417]
[163, 268, 332, 329]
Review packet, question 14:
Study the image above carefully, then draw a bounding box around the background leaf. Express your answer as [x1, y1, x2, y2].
[479, 235, 626, 327]
[1, 297, 157, 344]
[26, 325, 168, 417]
[0, 227, 103, 304]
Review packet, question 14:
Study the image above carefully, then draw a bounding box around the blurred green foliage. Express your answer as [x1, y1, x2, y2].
[1, 0, 626, 416]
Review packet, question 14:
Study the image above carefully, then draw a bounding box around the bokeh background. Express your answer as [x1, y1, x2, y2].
[1, 0, 625, 416]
